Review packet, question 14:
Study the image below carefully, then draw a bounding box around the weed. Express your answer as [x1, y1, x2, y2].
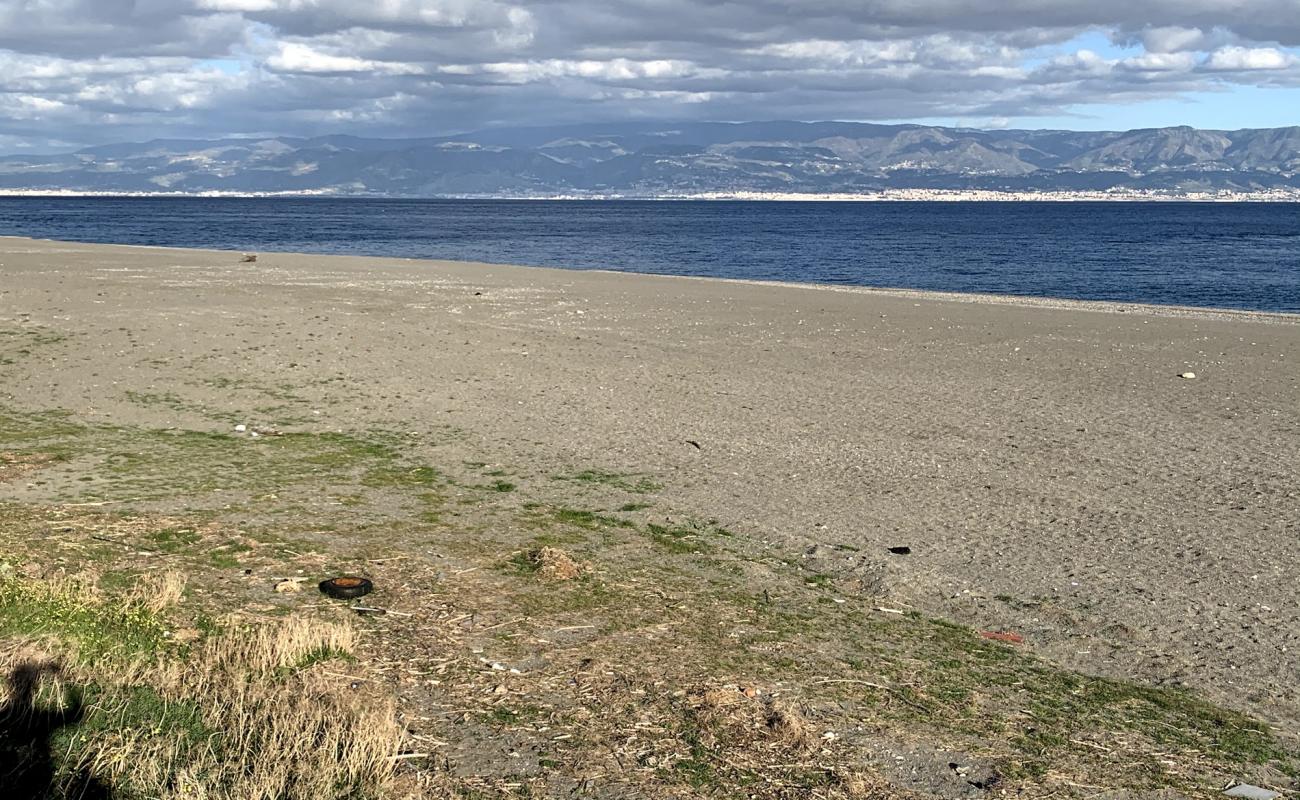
[554, 469, 662, 494]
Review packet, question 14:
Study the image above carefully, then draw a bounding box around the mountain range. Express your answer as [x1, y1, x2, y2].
[3, 121, 1300, 196]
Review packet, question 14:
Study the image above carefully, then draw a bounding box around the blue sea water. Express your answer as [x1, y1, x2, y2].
[1, 197, 1298, 313]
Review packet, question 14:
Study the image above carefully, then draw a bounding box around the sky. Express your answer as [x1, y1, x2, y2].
[1, 0, 1299, 152]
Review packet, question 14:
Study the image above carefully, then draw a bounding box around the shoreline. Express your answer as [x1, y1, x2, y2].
[4, 234, 1297, 323]
[3, 188, 1300, 202]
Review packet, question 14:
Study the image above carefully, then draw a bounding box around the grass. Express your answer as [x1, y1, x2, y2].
[553, 469, 663, 494]
[362, 464, 441, 488]
[0, 570, 170, 663]
[0, 569, 400, 800]
[0, 404, 431, 503]
[148, 527, 202, 553]
[552, 507, 630, 529]
[0, 325, 68, 367]
[644, 520, 732, 554]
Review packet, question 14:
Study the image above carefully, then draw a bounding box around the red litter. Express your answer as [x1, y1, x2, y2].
[980, 631, 1025, 644]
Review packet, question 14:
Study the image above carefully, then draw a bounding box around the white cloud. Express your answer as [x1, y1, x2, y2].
[1141, 26, 1209, 53]
[1205, 45, 1297, 71]
[1122, 51, 1199, 71]
[266, 42, 423, 73]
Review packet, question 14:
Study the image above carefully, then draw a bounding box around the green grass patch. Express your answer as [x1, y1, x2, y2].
[361, 464, 440, 488]
[643, 520, 731, 554]
[553, 469, 662, 494]
[0, 405, 424, 502]
[0, 571, 169, 663]
[147, 527, 202, 553]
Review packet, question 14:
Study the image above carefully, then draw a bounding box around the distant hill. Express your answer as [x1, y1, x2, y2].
[3, 121, 1300, 196]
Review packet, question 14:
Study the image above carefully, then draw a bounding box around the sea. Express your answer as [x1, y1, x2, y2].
[2, 197, 1298, 313]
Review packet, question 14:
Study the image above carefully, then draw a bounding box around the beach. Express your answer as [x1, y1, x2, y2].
[2, 235, 1298, 797]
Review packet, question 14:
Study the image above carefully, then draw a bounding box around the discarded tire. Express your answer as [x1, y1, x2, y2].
[319, 576, 374, 600]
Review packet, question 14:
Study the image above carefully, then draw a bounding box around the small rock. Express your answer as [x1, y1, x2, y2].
[274, 579, 302, 594]
[1179, 372, 1197, 379]
[234, 424, 247, 432]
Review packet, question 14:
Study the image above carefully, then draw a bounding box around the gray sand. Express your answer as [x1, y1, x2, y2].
[2, 235, 1297, 734]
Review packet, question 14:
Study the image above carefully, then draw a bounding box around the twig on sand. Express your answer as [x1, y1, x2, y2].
[350, 605, 415, 617]
[814, 679, 890, 689]
[67, 499, 139, 507]
[89, 534, 158, 553]
[481, 617, 525, 631]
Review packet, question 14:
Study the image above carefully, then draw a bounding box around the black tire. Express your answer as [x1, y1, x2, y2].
[319, 576, 374, 600]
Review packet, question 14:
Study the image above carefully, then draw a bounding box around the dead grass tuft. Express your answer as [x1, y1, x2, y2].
[529, 546, 588, 581]
[765, 698, 812, 750]
[130, 569, 186, 614]
[0, 572, 401, 800]
[692, 685, 811, 751]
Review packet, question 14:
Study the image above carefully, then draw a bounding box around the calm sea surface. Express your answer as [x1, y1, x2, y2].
[2, 197, 1298, 313]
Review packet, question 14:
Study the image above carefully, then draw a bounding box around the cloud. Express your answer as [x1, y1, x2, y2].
[266, 42, 423, 73]
[0, 0, 1298, 150]
[1205, 45, 1298, 71]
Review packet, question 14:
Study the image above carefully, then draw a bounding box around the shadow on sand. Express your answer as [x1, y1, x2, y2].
[0, 662, 114, 800]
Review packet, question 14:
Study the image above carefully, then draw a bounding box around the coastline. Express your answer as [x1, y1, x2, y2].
[3, 236, 1299, 795]
[4, 234, 1298, 323]
[3, 187, 1300, 201]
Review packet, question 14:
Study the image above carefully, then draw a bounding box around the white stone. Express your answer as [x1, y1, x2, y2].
[234, 424, 247, 432]
[1180, 372, 1197, 379]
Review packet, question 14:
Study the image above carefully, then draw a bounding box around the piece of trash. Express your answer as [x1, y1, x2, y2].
[887, 546, 911, 555]
[240, 253, 257, 263]
[875, 606, 905, 615]
[1223, 784, 1281, 800]
[1179, 372, 1197, 379]
[249, 431, 260, 438]
[980, 631, 1025, 644]
[234, 424, 247, 433]
[685, 440, 702, 449]
[319, 576, 374, 600]
[273, 579, 302, 594]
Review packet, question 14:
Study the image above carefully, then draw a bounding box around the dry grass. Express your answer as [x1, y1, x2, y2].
[530, 546, 588, 581]
[0, 570, 402, 800]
